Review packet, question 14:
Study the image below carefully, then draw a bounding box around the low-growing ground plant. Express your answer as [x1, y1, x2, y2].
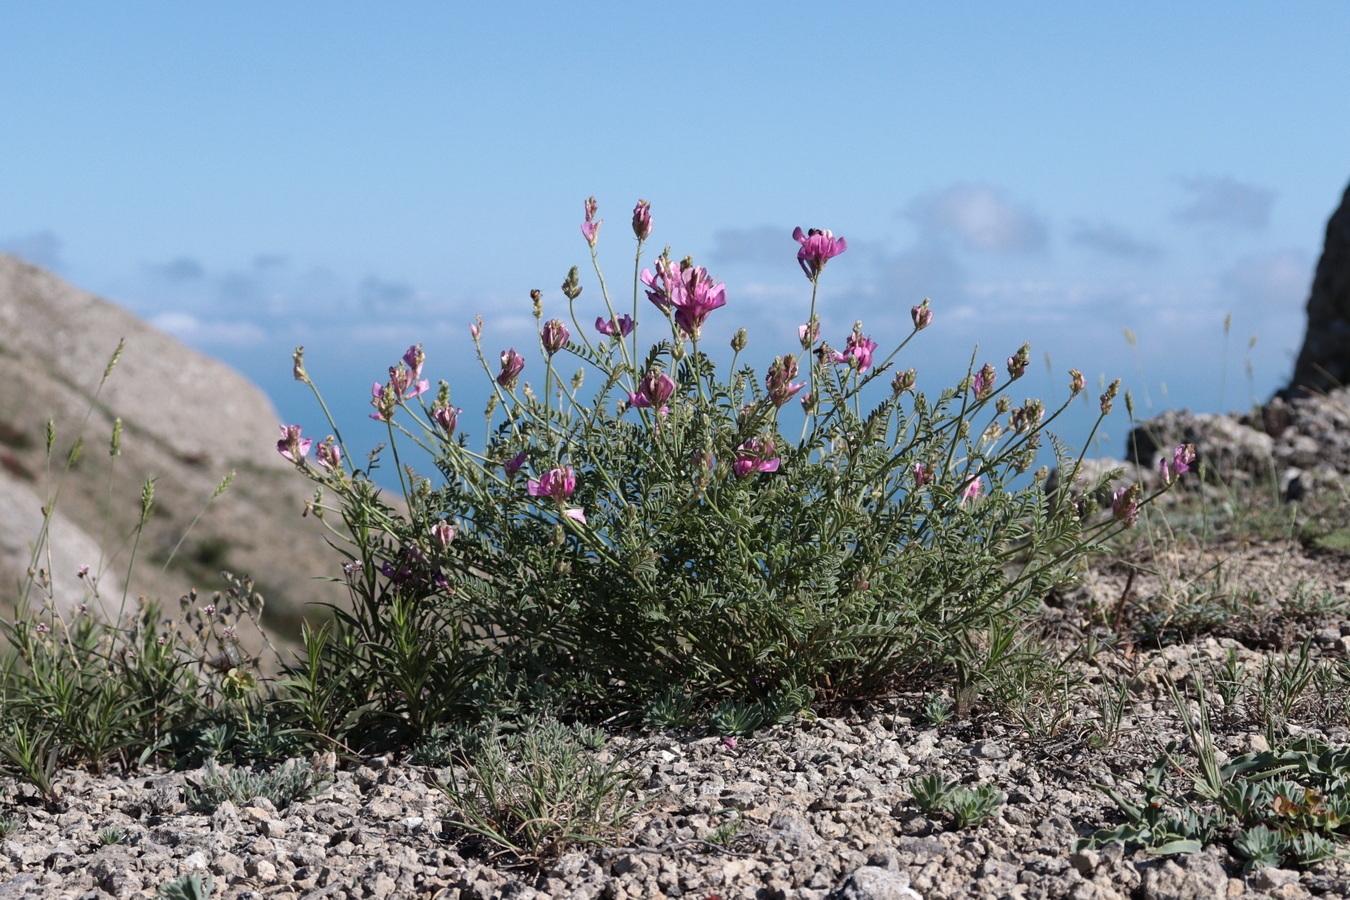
[156, 872, 214, 900]
[909, 772, 1006, 829]
[437, 716, 647, 865]
[184, 758, 329, 813]
[279, 196, 1170, 739]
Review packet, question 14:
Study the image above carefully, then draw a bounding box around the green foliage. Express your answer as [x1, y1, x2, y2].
[184, 759, 329, 813]
[0, 815, 17, 838]
[98, 825, 126, 845]
[282, 203, 1157, 734]
[156, 872, 213, 900]
[1082, 739, 1350, 870]
[908, 772, 1006, 829]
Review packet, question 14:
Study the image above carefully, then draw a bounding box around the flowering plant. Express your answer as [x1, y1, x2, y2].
[283, 196, 1170, 732]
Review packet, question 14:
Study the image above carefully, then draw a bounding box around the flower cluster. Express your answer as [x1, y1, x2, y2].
[793, 227, 848, 281]
[641, 256, 727, 338]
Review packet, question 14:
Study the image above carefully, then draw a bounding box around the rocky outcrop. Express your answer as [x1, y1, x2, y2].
[0, 254, 343, 637]
[1286, 182, 1350, 396]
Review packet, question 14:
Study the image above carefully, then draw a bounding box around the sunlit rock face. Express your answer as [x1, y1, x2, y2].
[0, 253, 341, 639]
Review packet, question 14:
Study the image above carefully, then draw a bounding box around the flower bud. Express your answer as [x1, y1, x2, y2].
[891, 368, 917, 396]
[1069, 369, 1085, 396]
[1100, 378, 1121, 415]
[531, 289, 543, 319]
[541, 318, 570, 356]
[731, 328, 748, 353]
[632, 199, 652, 241]
[561, 266, 583, 301]
[911, 300, 933, 331]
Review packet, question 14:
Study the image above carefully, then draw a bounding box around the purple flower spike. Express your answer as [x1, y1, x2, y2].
[793, 227, 847, 281]
[581, 196, 602, 247]
[632, 199, 652, 241]
[528, 466, 578, 501]
[431, 520, 456, 548]
[1112, 484, 1141, 527]
[911, 302, 933, 331]
[595, 314, 636, 337]
[277, 425, 312, 463]
[640, 257, 727, 338]
[316, 437, 342, 471]
[766, 355, 804, 407]
[733, 439, 780, 478]
[833, 331, 878, 374]
[628, 370, 676, 412]
[402, 344, 425, 378]
[497, 349, 525, 388]
[541, 319, 570, 356]
[431, 403, 460, 436]
[504, 451, 527, 476]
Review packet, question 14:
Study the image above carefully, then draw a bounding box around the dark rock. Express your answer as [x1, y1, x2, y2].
[1286, 182, 1350, 397]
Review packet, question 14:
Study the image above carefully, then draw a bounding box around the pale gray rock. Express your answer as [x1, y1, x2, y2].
[0, 254, 343, 642]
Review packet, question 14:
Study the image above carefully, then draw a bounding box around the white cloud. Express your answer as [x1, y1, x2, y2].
[1220, 249, 1311, 310]
[907, 185, 1048, 254]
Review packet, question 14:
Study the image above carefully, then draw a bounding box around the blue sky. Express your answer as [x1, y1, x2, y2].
[2, 3, 1347, 468]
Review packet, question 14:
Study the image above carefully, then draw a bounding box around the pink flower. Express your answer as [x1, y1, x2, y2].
[528, 466, 577, 501]
[914, 463, 933, 487]
[541, 319, 570, 356]
[833, 331, 878, 374]
[595, 314, 636, 337]
[316, 437, 342, 471]
[640, 257, 727, 337]
[798, 321, 819, 349]
[766, 355, 804, 407]
[277, 425, 312, 463]
[431, 520, 456, 548]
[960, 476, 984, 503]
[733, 439, 780, 478]
[1112, 485, 1140, 527]
[431, 403, 460, 436]
[632, 199, 652, 241]
[628, 370, 676, 411]
[470, 318, 482, 341]
[497, 349, 525, 388]
[370, 382, 396, 421]
[402, 344, 425, 378]
[77, 565, 90, 579]
[581, 196, 602, 247]
[1160, 443, 1197, 481]
[911, 302, 933, 331]
[1069, 369, 1085, 395]
[504, 450, 527, 476]
[386, 364, 429, 402]
[973, 363, 996, 400]
[563, 507, 587, 524]
[1007, 344, 1029, 379]
[793, 227, 847, 281]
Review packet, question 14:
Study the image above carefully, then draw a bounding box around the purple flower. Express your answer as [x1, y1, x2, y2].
[733, 439, 780, 478]
[504, 450, 527, 476]
[628, 370, 677, 411]
[892, 368, 917, 395]
[431, 403, 460, 436]
[973, 363, 997, 400]
[562, 507, 587, 524]
[793, 227, 847, 281]
[1160, 443, 1197, 481]
[316, 437, 342, 471]
[1007, 344, 1029, 379]
[914, 463, 933, 487]
[798, 321, 820, 349]
[370, 382, 396, 421]
[1112, 485, 1140, 527]
[470, 318, 482, 341]
[528, 466, 577, 501]
[632, 199, 652, 241]
[833, 331, 878, 374]
[595, 314, 636, 337]
[386, 363, 430, 402]
[431, 520, 456, 548]
[766, 355, 804, 407]
[277, 425, 312, 463]
[402, 344, 425, 378]
[497, 349, 525, 388]
[541, 319, 570, 356]
[640, 257, 727, 338]
[911, 302, 933, 331]
[581, 196, 602, 247]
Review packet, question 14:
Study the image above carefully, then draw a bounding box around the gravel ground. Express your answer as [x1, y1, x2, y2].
[6, 536, 1350, 900]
